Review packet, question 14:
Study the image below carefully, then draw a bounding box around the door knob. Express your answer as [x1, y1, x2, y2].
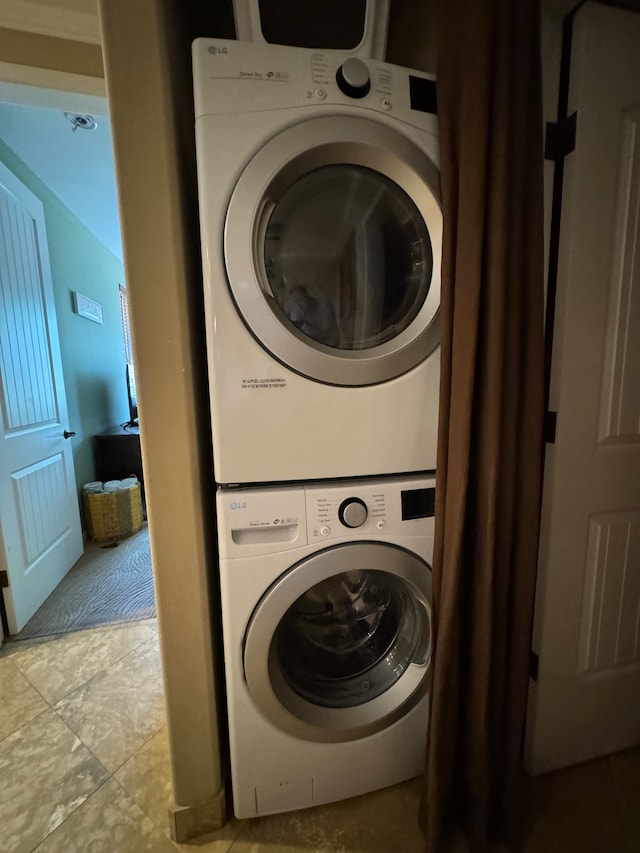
[63, 430, 76, 439]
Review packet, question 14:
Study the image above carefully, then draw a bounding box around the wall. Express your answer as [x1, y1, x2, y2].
[98, 0, 227, 840]
[0, 137, 128, 491]
[386, 0, 437, 72]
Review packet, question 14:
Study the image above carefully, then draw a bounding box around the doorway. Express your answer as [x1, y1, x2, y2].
[0, 81, 153, 640]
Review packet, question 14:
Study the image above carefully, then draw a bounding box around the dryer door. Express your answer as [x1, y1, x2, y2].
[224, 115, 441, 386]
[243, 542, 432, 742]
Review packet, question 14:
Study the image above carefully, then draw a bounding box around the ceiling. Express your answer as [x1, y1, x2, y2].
[0, 89, 122, 262]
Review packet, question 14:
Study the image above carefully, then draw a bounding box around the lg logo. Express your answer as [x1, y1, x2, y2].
[208, 45, 228, 55]
[229, 501, 247, 510]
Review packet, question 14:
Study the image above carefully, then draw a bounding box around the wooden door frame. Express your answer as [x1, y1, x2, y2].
[0, 574, 7, 643]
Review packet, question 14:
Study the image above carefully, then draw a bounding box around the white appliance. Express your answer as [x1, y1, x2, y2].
[193, 39, 442, 485]
[217, 474, 434, 818]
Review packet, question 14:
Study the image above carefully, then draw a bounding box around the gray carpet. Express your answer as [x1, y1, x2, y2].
[15, 524, 155, 640]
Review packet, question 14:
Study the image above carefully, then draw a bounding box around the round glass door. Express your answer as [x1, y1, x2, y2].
[225, 115, 442, 386]
[264, 165, 432, 352]
[275, 569, 426, 709]
[243, 542, 432, 742]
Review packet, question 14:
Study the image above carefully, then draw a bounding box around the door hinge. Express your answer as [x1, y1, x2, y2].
[530, 651, 539, 682]
[0, 571, 8, 589]
[544, 411, 557, 444]
[544, 112, 577, 161]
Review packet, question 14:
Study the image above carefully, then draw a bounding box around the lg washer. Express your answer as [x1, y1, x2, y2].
[193, 39, 442, 485]
[217, 474, 434, 818]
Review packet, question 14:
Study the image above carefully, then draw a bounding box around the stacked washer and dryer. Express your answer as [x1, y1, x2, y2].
[192, 0, 442, 820]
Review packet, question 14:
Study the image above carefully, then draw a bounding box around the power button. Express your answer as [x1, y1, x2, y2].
[320, 525, 331, 536]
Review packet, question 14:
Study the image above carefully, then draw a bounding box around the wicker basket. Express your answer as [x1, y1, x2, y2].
[84, 484, 143, 542]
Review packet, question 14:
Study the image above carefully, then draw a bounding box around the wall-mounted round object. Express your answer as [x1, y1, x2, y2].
[64, 113, 98, 132]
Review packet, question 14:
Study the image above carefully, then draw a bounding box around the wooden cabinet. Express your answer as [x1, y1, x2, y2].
[94, 426, 143, 492]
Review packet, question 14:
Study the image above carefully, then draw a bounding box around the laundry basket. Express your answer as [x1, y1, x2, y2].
[83, 481, 143, 542]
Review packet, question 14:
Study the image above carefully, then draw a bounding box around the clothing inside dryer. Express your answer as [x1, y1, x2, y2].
[275, 569, 428, 708]
[264, 165, 433, 350]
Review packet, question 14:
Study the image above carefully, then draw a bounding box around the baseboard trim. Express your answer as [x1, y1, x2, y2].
[168, 787, 227, 843]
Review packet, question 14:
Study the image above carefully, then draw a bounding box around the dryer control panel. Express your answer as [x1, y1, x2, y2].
[192, 38, 437, 133]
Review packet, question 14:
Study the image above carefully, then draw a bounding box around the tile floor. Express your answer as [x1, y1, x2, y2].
[1, 620, 639, 852]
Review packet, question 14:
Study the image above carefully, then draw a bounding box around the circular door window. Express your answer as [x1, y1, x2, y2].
[243, 542, 432, 742]
[275, 569, 426, 709]
[264, 164, 432, 352]
[225, 116, 442, 386]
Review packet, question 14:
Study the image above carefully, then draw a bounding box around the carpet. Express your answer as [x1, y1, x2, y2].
[15, 524, 156, 640]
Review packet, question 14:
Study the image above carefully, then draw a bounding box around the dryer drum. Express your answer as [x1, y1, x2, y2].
[264, 164, 433, 352]
[225, 115, 442, 387]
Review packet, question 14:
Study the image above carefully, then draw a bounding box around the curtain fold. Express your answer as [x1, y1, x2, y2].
[420, 1, 545, 850]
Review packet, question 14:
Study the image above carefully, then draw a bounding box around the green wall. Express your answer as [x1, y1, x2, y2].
[0, 138, 128, 493]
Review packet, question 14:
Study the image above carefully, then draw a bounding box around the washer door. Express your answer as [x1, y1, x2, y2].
[243, 542, 432, 742]
[225, 115, 441, 386]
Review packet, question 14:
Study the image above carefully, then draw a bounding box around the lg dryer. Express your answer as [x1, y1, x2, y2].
[193, 39, 442, 484]
[217, 474, 434, 817]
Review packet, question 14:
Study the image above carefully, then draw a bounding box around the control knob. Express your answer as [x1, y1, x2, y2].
[338, 497, 368, 528]
[336, 58, 371, 99]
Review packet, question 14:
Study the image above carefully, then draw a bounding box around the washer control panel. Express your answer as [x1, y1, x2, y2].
[217, 475, 435, 557]
[338, 497, 368, 528]
[306, 475, 435, 542]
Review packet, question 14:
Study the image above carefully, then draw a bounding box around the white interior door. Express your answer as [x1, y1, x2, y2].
[527, 2, 640, 774]
[0, 161, 83, 635]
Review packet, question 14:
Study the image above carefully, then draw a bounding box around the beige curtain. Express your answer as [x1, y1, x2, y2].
[419, 0, 545, 850]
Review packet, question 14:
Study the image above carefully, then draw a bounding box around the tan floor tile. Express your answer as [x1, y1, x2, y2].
[172, 828, 241, 853]
[0, 657, 48, 741]
[228, 778, 425, 853]
[54, 636, 166, 773]
[32, 778, 176, 853]
[115, 726, 173, 830]
[7, 622, 156, 704]
[0, 709, 109, 853]
[115, 726, 242, 852]
[524, 757, 636, 853]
